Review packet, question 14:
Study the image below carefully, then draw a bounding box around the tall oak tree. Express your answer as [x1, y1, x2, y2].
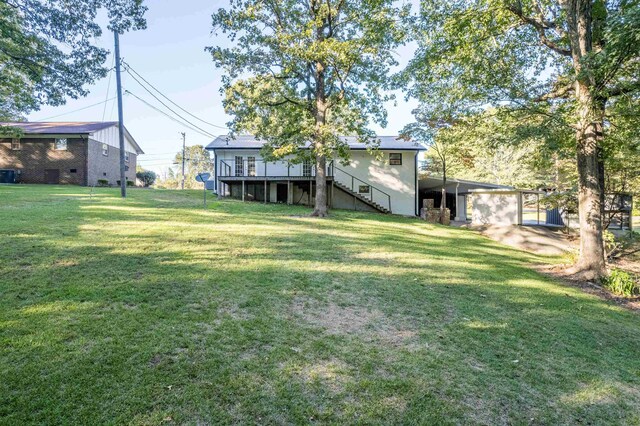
[208, 0, 407, 216]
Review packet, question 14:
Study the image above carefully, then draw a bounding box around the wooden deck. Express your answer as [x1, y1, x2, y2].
[218, 175, 334, 182]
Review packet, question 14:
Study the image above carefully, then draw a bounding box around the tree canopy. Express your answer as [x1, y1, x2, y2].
[403, 0, 640, 278]
[208, 0, 408, 215]
[0, 0, 147, 119]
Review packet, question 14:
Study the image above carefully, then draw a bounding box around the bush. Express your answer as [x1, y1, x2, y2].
[127, 180, 135, 187]
[602, 269, 639, 297]
[136, 170, 157, 187]
[97, 179, 109, 187]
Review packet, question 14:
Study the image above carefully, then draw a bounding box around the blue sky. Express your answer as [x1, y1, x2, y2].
[27, 0, 418, 174]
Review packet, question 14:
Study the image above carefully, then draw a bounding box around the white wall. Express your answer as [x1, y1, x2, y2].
[336, 150, 417, 216]
[214, 149, 419, 216]
[92, 126, 139, 154]
[471, 192, 522, 226]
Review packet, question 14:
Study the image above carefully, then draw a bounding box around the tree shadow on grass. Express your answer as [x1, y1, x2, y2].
[1, 191, 639, 424]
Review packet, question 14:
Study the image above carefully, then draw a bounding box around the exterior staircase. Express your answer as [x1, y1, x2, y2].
[332, 181, 391, 214]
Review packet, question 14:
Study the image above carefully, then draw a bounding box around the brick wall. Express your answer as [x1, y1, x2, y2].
[0, 137, 87, 185]
[86, 139, 137, 186]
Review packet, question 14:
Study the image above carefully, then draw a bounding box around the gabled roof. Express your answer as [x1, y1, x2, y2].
[206, 135, 426, 151]
[0, 121, 144, 154]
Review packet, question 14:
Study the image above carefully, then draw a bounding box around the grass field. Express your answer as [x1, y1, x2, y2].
[1, 185, 640, 425]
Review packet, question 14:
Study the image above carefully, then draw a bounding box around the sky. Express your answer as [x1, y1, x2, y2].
[27, 0, 418, 175]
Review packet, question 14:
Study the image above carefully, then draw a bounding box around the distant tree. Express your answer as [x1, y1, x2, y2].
[136, 170, 157, 187]
[404, 0, 640, 279]
[173, 145, 214, 189]
[208, 0, 408, 216]
[401, 105, 465, 222]
[0, 0, 147, 119]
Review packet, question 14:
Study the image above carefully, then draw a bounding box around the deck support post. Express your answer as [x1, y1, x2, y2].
[308, 181, 312, 206]
[330, 180, 334, 208]
[242, 180, 245, 202]
[287, 180, 292, 205]
[264, 180, 267, 204]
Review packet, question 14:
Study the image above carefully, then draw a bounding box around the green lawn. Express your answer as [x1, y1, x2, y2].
[1, 185, 639, 425]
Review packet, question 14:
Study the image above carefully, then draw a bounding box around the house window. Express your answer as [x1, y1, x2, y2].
[235, 156, 244, 176]
[359, 185, 370, 194]
[303, 160, 312, 177]
[54, 138, 68, 150]
[102, 143, 109, 156]
[125, 165, 129, 172]
[70, 169, 77, 173]
[125, 152, 130, 163]
[11, 138, 20, 150]
[247, 156, 256, 176]
[389, 153, 402, 165]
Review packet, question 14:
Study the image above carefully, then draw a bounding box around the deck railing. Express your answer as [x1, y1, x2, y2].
[219, 159, 334, 178]
[218, 158, 391, 212]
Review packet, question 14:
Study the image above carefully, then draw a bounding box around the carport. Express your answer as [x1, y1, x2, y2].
[468, 189, 547, 226]
[418, 176, 512, 222]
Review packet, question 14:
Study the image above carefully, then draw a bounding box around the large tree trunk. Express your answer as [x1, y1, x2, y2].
[311, 55, 328, 217]
[573, 83, 606, 279]
[313, 155, 328, 216]
[566, 0, 606, 279]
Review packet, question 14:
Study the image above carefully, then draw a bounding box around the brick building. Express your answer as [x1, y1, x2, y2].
[0, 122, 144, 186]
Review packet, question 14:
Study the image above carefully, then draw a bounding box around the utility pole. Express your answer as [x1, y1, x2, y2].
[181, 132, 186, 190]
[114, 31, 127, 198]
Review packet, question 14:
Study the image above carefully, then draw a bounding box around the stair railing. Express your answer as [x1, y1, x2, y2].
[333, 165, 391, 213]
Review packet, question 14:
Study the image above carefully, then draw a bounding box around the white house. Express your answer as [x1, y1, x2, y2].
[205, 135, 425, 216]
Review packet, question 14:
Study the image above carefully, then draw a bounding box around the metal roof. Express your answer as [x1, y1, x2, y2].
[0, 121, 144, 154]
[419, 175, 513, 194]
[0, 121, 118, 134]
[206, 134, 426, 151]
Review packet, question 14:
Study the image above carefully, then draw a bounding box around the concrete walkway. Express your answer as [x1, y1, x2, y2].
[465, 224, 577, 256]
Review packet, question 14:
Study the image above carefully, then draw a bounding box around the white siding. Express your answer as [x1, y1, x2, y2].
[92, 126, 139, 154]
[471, 191, 523, 226]
[336, 151, 418, 216]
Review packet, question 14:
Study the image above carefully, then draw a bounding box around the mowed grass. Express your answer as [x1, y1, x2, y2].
[1, 185, 640, 425]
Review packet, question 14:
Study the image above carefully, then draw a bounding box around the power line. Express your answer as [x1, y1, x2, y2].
[124, 90, 216, 138]
[102, 54, 115, 121]
[34, 97, 117, 121]
[124, 71, 217, 138]
[122, 60, 229, 130]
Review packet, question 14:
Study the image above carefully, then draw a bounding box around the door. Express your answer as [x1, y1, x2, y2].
[44, 169, 60, 184]
[277, 183, 288, 203]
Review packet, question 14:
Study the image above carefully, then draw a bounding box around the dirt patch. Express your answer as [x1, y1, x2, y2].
[297, 359, 351, 393]
[149, 354, 162, 367]
[533, 264, 640, 311]
[290, 295, 420, 348]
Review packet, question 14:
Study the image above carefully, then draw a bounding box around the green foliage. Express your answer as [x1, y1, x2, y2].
[0, 0, 147, 119]
[136, 169, 157, 187]
[158, 145, 213, 189]
[402, 0, 640, 193]
[602, 269, 639, 297]
[208, 0, 408, 163]
[96, 179, 109, 187]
